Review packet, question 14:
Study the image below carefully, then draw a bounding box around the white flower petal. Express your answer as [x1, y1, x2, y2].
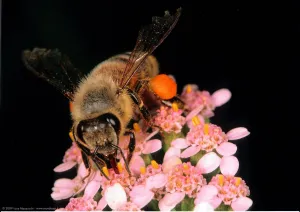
[231, 197, 253, 211]
[54, 161, 77, 172]
[220, 156, 239, 176]
[194, 202, 214, 212]
[171, 138, 190, 149]
[162, 156, 182, 174]
[51, 189, 74, 201]
[97, 197, 107, 210]
[159, 192, 185, 211]
[185, 105, 204, 121]
[130, 155, 145, 176]
[104, 183, 127, 210]
[130, 185, 154, 209]
[84, 180, 101, 199]
[216, 142, 237, 156]
[144, 128, 159, 142]
[142, 139, 162, 154]
[196, 152, 221, 174]
[77, 162, 88, 178]
[163, 147, 181, 162]
[180, 146, 201, 158]
[227, 127, 250, 140]
[146, 174, 167, 189]
[212, 88, 231, 107]
[195, 185, 218, 203]
[53, 178, 75, 189]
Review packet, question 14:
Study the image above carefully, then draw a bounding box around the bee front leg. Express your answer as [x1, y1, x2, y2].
[91, 154, 110, 180]
[81, 151, 92, 182]
[124, 130, 136, 164]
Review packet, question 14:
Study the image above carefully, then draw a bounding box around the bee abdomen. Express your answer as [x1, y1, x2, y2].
[91, 53, 159, 83]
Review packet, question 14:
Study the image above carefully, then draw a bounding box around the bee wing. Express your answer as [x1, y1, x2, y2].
[119, 8, 182, 89]
[22, 48, 85, 100]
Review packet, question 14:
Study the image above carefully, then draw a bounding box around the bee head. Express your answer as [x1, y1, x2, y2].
[76, 113, 121, 155]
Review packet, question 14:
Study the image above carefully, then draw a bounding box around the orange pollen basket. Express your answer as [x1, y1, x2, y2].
[149, 74, 177, 100]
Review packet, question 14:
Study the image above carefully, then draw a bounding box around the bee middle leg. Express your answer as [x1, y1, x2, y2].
[126, 87, 152, 122]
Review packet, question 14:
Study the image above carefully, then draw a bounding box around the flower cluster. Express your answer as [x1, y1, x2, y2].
[51, 83, 252, 211]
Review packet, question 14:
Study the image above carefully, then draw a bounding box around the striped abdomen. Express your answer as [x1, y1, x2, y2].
[90, 52, 159, 89]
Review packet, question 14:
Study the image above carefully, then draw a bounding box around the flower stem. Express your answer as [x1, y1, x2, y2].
[162, 131, 185, 152]
[141, 154, 153, 166]
[180, 197, 194, 211]
[215, 202, 233, 211]
[190, 150, 206, 166]
[146, 199, 159, 211]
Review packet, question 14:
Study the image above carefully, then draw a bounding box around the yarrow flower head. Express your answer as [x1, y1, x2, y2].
[153, 105, 186, 133]
[181, 84, 232, 118]
[64, 197, 97, 211]
[186, 123, 228, 152]
[51, 80, 252, 211]
[209, 174, 250, 205]
[165, 162, 206, 198]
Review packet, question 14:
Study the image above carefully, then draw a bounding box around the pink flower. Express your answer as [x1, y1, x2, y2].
[164, 162, 206, 198]
[134, 161, 168, 202]
[181, 84, 231, 118]
[153, 105, 186, 133]
[158, 192, 185, 211]
[195, 158, 252, 211]
[51, 163, 95, 201]
[176, 124, 249, 166]
[64, 197, 97, 211]
[101, 168, 137, 198]
[114, 201, 143, 211]
[195, 127, 250, 174]
[54, 142, 82, 172]
[209, 175, 251, 210]
[118, 127, 161, 176]
[129, 185, 155, 208]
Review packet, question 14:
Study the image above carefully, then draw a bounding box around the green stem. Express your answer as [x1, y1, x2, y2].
[162, 131, 185, 152]
[190, 150, 206, 166]
[141, 154, 153, 166]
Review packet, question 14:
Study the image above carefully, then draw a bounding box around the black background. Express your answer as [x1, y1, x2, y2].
[1, 1, 299, 211]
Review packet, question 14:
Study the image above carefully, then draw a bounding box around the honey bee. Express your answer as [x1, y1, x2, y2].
[22, 8, 182, 179]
